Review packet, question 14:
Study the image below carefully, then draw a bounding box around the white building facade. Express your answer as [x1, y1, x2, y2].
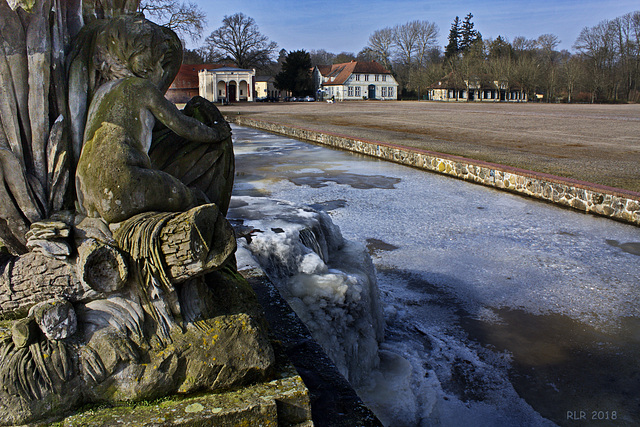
[313, 61, 398, 101]
[199, 67, 256, 103]
[427, 73, 527, 102]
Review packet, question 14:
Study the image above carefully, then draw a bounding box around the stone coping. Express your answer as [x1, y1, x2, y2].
[229, 116, 640, 227]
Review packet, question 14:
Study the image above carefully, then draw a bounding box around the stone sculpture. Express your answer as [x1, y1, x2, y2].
[0, 1, 273, 424]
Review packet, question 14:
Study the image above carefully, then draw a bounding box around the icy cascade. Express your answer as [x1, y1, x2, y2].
[228, 196, 385, 385]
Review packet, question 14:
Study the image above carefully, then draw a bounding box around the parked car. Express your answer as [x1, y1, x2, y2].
[256, 96, 278, 102]
[303, 96, 315, 102]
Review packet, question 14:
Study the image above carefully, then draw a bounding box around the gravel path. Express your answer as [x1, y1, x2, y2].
[220, 101, 640, 192]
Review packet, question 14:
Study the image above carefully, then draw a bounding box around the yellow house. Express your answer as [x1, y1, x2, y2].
[254, 76, 286, 100]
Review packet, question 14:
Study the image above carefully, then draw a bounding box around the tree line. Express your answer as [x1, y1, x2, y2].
[362, 11, 640, 103]
[143, 1, 640, 103]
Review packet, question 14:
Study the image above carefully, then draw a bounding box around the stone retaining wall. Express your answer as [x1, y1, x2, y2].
[229, 116, 640, 227]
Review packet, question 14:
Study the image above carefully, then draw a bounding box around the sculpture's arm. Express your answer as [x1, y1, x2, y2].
[146, 87, 230, 143]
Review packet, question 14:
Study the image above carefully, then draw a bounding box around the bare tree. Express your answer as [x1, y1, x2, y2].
[415, 21, 440, 66]
[393, 21, 422, 65]
[364, 20, 440, 96]
[574, 19, 617, 101]
[536, 33, 560, 51]
[367, 27, 395, 70]
[562, 54, 584, 103]
[334, 51, 357, 63]
[203, 13, 277, 69]
[139, 0, 206, 42]
[609, 12, 640, 100]
[512, 36, 537, 53]
[309, 49, 336, 67]
[535, 34, 561, 101]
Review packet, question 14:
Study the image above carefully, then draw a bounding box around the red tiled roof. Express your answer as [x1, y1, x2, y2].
[315, 65, 332, 75]
[170, 64, 227, 89]
[427, 72, 465, 89]
[352, 61, 392, 74]
[318, 60, 392, 86]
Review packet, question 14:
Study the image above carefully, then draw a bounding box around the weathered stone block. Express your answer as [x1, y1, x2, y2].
[59, 365, 311, 426]
[570, 198, 587, 211]
[626, 200, 640, 213]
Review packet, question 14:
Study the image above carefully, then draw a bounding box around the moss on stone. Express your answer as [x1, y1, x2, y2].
[49, 356, 310, 426]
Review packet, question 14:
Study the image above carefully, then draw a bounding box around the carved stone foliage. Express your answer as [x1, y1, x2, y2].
[0, 2, 271, 424]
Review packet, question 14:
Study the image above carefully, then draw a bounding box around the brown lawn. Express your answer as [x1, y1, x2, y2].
[220, 101, 640, 193]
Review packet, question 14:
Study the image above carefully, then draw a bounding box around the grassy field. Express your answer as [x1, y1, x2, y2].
[220, 101, 640, 193]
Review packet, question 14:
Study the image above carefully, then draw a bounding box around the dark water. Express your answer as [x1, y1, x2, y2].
[462, 310, 640, 426]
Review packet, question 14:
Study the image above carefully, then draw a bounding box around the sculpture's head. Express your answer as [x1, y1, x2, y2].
[93, 14, 183, 93]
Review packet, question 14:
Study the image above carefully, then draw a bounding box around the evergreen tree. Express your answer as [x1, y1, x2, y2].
[445, 16, 461, 59]
[274, 50, 314, 96]
[459, 13, 479, 52]
[488, 36, 513, 60]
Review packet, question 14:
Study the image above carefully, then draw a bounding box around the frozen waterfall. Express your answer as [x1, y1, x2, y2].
[228, 196, 385, 386]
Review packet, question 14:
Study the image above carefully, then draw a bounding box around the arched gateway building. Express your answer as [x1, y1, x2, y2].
[199, 66, 256, 103]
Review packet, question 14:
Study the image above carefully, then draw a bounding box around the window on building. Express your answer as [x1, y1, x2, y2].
[388, 87, 394, 97]
[375, 75, 380, 81]
[381, 87, 387, 97]
[219, 90, 222, 96]
[348, 86, 354, 97]
[355, 74, 360, 81]
[355, 86, 361, 97]
[382, 75, 387, 82]
[364, 75, 369, 81]
[240, 89, 243, 96]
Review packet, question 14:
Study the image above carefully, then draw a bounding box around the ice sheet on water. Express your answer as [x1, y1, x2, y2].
[228, 196, 385, 385]
[354, 268, 556, 426]
[257, 160, 640, 332]
[231, 124, 640, 425]
[228, 194, 551, 426]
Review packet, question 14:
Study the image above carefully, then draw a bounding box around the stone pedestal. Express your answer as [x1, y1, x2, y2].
[58, 350, 312, 426]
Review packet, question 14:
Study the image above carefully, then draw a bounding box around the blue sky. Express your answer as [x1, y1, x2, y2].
[190, 0, 639, 54]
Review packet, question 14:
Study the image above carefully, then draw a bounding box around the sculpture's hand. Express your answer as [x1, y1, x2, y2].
[189, 187, 210, 206]
[216, 121, 232, 141]
[182, 96, 232, 143]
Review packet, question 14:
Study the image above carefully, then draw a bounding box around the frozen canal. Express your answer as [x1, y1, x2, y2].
[230, 124, 640, 426]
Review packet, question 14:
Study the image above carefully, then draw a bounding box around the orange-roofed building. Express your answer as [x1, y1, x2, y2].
[312, 60, 398, 101]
